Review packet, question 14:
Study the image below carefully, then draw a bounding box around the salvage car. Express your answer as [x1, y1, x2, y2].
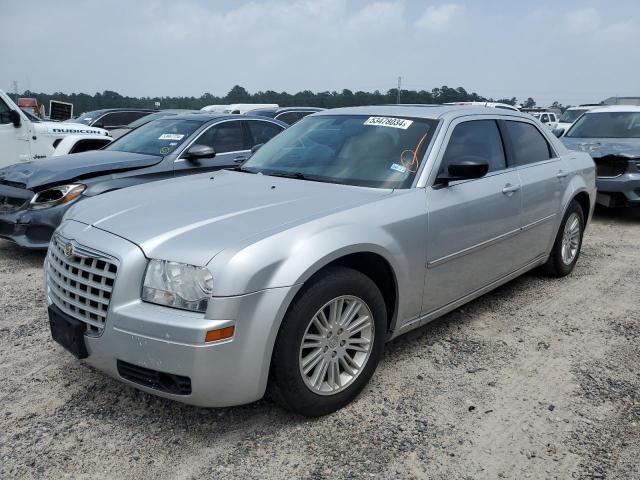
[0, 113, 286, 248]
[561, 106, 640, 207]
[0, 89, 111, 168]
[45, 105, 595, 416]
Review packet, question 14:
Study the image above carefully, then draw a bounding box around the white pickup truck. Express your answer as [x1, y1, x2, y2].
[0, 89, 112, 168]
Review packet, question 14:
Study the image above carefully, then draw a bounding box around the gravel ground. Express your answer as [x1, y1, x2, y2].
[1, 207, 639, 480]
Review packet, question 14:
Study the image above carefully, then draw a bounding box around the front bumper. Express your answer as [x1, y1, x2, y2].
[0, 196, 72, 249]
[47, 220, 301, 407]
[595, 160, 640, 207]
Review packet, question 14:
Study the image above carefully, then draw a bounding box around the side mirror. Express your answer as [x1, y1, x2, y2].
[251, 143, 264, 154]
[9, 110, 21, 128]
[183, 144, 216, 161]
[436, 159, 489, 185]
[552, 128, 565, 138]
[93, 121, 105, 129]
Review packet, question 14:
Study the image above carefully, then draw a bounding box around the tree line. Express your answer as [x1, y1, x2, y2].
[12, 85, 531, 115]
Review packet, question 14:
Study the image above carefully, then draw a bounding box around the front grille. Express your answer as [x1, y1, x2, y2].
[594, 156, 629, 178]
[0, 195, 27, 213]
[46, 235, 118, 335]
[117, 360, 192, 395]
[0, 179, 27, 189]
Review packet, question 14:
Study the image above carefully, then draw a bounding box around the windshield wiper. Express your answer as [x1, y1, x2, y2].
[265, 171, 307, 180]
[225, 166, 257, 174]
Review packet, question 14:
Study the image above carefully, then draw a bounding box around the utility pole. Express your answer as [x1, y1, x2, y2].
[397, 76, 402, 104]
[11, 80, 19, 102]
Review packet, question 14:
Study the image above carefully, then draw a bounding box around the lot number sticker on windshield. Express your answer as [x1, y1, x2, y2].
[364, 117, 413, 129]
[158, 133, 185, 141]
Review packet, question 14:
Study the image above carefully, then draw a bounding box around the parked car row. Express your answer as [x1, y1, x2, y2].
[26, 104, 595, 416]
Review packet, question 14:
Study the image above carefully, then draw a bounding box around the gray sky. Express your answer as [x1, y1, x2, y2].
[2, 0, 639, 106]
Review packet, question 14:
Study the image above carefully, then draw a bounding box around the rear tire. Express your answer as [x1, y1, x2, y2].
[542, 200, 585, 277]
[268, 266, 386, 416]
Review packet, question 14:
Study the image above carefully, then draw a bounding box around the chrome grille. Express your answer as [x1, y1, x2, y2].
[46, 235, 118, 335]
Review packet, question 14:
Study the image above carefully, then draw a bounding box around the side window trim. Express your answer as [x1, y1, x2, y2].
[438, 118, 509, 177]
[176, 119, 249, 161]
[501, 118, 559, 168]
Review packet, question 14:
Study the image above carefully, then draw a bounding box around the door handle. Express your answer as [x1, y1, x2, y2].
[556, 170, 569, 179]
[502, 184, 520, 195]
[233, 156, 248, 163]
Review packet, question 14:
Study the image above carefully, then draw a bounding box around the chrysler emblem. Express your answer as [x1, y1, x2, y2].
[64, 243, 74, 257]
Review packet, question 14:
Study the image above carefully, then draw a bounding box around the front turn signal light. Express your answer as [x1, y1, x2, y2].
[205, 326, 235, 343]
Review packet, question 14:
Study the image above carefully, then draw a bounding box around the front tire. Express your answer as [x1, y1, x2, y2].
[542, 200, 585, 277]
[269, 266, 386, 416]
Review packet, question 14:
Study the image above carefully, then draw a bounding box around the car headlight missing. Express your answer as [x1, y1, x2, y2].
[142, 259, 213, 313]
[29, 183, 86, 210]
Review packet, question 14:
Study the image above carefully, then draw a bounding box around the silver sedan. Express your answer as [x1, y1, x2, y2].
[45, 105, 595, 416]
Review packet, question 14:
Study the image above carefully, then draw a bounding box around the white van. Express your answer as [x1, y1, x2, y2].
[0, 90, 111, 168]
[224, 103, 279, 114]
[200, 104, 230, 113]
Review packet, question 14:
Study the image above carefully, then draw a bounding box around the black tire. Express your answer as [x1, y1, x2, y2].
[268, 266, 387, 416]
[542, 200, 585, 277]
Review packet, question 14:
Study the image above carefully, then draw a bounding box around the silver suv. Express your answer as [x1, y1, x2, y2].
[46, 106, 595, 416]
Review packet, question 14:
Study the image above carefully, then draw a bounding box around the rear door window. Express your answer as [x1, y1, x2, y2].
[440, 120, 507, 175]
[504, 121, 552, 166]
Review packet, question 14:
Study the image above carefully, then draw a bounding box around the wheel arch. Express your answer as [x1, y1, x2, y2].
[296, 251, 400, 335]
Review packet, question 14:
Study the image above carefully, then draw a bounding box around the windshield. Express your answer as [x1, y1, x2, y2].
[559, 109, 588, 123]
[565, 112, 640, 138]
[126, 111, 177, 129]
[242, 115, 439, 188]
[105, 118, 203, 156]
[73, 111, 102, 125]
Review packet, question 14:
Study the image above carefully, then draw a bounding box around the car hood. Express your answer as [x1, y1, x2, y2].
[561, 137, 640, 159]
[67, 171, 391, 266]
[0, 151, 163, 190]
[33, 121, 110, 137]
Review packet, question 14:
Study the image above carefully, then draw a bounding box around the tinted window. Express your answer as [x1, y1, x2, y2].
[565, 111, 640, 138]
[196, 121, 246, 153]
[97, 112, 127, 127]
[559, 109, 588, 123]
[504, 121, 551, 165]
[540, 114, 549, 123]
[440, 120, 506, 175]
[246, 120, 284, 146]
[0, 97, 12, 124]
[275, 112, 300, 125]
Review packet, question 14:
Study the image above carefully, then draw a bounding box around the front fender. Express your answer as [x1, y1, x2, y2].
[208, 190, 429, 325]
[211, 224, 407, 294]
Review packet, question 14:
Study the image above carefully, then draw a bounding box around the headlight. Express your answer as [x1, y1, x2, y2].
[29, 183, 85, 210]
[142, 259, 213, 312]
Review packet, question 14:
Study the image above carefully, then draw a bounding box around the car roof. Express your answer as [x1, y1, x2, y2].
[82, 108, 157, 115]
[160, 112, 289, 125]
[587, 105, 640, 114]
[313, 104, 529, 120]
